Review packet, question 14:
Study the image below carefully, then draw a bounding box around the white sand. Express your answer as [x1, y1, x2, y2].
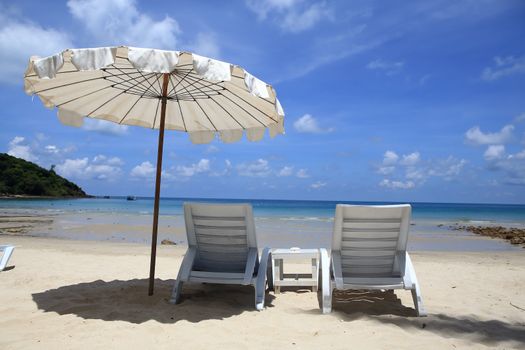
[1, 235, 524, 349]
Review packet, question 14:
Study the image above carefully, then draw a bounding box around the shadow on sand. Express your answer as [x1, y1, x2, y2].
[325, 290, 525, 345]
[32, 278, 275, 324]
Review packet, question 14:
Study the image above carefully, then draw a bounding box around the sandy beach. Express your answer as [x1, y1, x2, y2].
[1, 233, 524, 349]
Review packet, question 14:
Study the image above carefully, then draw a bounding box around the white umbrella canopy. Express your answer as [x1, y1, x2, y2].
[23, 46, 285, 294]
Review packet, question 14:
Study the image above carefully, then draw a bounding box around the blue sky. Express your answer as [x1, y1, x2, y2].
[1, 0, 525, 203]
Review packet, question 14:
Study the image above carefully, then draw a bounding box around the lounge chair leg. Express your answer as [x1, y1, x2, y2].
[411, 284, 427, 317]
[405, 253, 427, 316]
[170, 280, 183, 304]
[318, 248, 332, 313]
[0, 245, 15, 271]
[255, 286, 264, 311]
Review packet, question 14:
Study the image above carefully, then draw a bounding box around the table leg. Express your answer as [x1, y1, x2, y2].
[274, 259, 281, 294]
[312, 258, 318, 292]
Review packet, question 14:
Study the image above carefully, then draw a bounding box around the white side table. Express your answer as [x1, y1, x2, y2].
[271, 248, 319, 293]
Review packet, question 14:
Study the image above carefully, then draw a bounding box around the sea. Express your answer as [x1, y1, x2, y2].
[1, 197, 524, 251]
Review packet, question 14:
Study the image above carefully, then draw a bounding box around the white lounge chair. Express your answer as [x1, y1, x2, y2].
[319, 204, 427, 316]
[0, 245, 15, 271]
[170, 203, 271, 310]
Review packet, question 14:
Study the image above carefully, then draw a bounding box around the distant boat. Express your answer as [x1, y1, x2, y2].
[126, 196, 137, 201]
[103, 195, 110, 199]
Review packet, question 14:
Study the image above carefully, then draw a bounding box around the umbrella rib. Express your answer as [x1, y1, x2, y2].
[104, 72, 155, 95]
[222, 88, 279, 123]
[176, 73, 224, 96]
[173, 74, 244, 129]
[215, 92, 268, 128]
[84, 72, 154, 118]
[118, 72, 163, 124]
[208, 96, 245, 129]
[108, 65, 159, 96]
[151, 97, 161, 129]
[194, 99, 218, 131]
[168, 74, 188, 132]
[32, 70, 142, 94]
[176, 99, 188, 132]
[54, 73, 155, 108]
[181, 74, 268, 127]
[167, 69, 194, 96]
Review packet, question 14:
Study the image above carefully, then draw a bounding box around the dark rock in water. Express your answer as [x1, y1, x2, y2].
[161, 239, 177, 245]
[450, 224, 525, 248]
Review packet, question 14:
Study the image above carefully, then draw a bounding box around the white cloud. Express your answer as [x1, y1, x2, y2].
[377, 166, 395, 175]
[246, 0, 301, 20]
[482, 147, 525, 186]
[481, 55, 525, 81]
[130, 161, 155, 179]
[465, 125, 514, 145]
[210, 159, 232, 177]
[484, 145, 505, 161]
[515, 113, 525, 123]
[400, 152, 420, 166]
[0, 10, 73, 84]
[379, 179, 415, 189]
[281, 2, 333, 33]
[7, 136, 38, 162]
[293, 114, 333, 133]
[237, 159, 272, 177]
[6, 135, 78, 168]
[56, 156, 122, 181]
[205, 145, 220, 154]
[296, 168, 310, 178]
[382, 151, 399, 165]
[93, 155, 124, 166]
[366, 59, 404, 75]
[427, 157, 467, 180]
[83, 119, 129, 136]
[189, 32, 221, 58]
[67, 0, 180, 49]
[246, 0, 332, 33]
[378, 150, 467, 188]
[44, 145, 59, 154]
[405, 167, 425, 181]
[310, 181, 327, 189]
[508, 150, 525, 160]
[277, 166, 294, 177]
[176, 159, 210, 177]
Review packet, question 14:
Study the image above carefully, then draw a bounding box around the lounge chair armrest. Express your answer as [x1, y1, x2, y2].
[331, 250, 344, 290]
[257, 247, 271, 286]
[177, 247, 197, 282]
[255, 247, 272, 310]
[243, 248, 258, 285]
[402, 251, 414, 289]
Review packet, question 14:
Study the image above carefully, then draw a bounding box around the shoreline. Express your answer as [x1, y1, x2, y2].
[1, 209, 524, 252]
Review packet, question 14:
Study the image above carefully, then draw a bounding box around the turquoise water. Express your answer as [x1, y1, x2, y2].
[1, 197, 525, 223]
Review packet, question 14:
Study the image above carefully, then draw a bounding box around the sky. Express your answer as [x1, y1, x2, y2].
[1, 0, 525, 204]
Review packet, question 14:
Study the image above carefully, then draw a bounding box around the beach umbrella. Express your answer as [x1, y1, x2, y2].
[23, 46, 285, 295]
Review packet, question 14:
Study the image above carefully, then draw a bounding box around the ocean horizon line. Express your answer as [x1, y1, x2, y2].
[85, 195, 525, 207]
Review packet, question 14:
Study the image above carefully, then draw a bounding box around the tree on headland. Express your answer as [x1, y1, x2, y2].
[0, 153, 87, 197]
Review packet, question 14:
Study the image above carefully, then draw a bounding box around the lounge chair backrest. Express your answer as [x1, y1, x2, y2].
[332, 204, 411, 277]
[184, 203, 257, 273]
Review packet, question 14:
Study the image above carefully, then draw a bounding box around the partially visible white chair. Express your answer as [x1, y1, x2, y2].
[319, 204, 427, 316]
[170, 203, 271, 310]
[0, 245, 15, 271]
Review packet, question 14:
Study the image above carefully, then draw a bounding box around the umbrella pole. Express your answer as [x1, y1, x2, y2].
[148, 73, 170, 295]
